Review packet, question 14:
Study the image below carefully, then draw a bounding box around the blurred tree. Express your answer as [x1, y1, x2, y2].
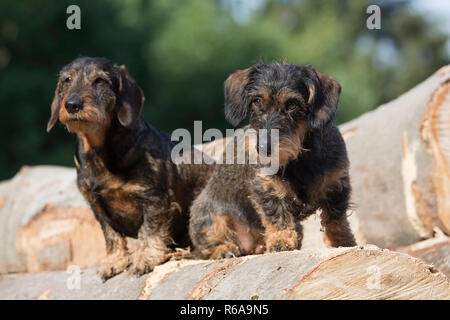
[0, 0, 448, 179]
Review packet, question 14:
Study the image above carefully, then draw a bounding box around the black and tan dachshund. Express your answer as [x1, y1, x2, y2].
[47, 57, 213, 280]
[189, 61, 356, 259]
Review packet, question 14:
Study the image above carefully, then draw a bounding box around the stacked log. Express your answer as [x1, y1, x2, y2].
[0, 166, 104, 273]
[339, 66, 450, 247]
[0, 246, 449, 300]
[0, 66, 449, 300]
[396, 230, 450, 279]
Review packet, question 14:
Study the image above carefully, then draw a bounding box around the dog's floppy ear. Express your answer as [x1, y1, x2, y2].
[304, 65, 341, 130]
[46, 86, 61, 132]
[117, 65, 145, 128]
[224, 68, 250, 127]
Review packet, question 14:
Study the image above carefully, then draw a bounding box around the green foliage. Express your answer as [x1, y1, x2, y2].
[0, 0, 448, 179]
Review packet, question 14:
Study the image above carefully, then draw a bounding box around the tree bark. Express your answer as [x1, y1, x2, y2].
[0, 246, 449, 300]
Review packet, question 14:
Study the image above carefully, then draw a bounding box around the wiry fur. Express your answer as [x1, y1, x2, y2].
[47, 57, 214, 280]
[189, 61, 356, 259]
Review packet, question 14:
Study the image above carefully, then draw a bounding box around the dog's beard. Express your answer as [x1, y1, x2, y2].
[60, 106, 109, 134]
[257, 135, 307, 169]
[60, 106, 111, 150]
[278, 124, 309, 167]
[277, 137, 304, 167]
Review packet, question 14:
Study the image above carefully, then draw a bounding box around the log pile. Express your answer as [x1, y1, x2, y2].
[339, 65, 450, 248]
[396, 230, 450, 279]
[0, 246, 449, 300]
[0, 166, 104, 274]
[0, 65, 449, 299]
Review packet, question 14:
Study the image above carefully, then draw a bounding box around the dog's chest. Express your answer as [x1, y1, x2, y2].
[285, 158, 327, 203]
[77, 162, 145, 219]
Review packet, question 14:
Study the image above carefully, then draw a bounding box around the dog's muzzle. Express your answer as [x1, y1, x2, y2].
[65, 96, 83, 114]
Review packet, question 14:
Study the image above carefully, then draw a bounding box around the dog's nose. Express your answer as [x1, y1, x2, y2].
[65, 97, 83, 114]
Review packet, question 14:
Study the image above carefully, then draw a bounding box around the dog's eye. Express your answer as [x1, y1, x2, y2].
[64, 77, 72, 84]
[251, 98, 262, 107]
[286, 99, 299, 111]
[94, 77, 107, 85]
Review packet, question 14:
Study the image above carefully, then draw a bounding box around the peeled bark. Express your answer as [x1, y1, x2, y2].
[0, 246, 449, 300]
[339, 66, 450, 247]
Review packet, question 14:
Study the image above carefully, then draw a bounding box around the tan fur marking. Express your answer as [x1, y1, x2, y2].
[208, 243, 241, 260]
[277, 123, 308, 167]
[320, 212, 356, 247]
[58, 95, 113, 150]
[98, 236, 129, 279]
[207, 215, 238, 244]
[256, 173, 294, 199]
[309, 167, 347, 204]
[264, 224, 298, 252]
[206, 215, 264, 256]
[128, 236, 169, 275]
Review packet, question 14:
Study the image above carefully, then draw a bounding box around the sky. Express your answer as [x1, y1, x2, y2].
[226, 0, 450, 55]
[412, 0, 450, 33]
[412, 0, 450, 53]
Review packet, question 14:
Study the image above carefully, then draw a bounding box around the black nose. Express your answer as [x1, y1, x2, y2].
[257, 133, 272, 156]
[65, 97, 83, 114]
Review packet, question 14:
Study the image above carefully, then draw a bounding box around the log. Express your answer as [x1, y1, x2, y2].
[396, 229, 450, 279]
[0, 246, 449, 300]
[199, 65, 450, 248]
[340, 66, 450, 247]
[0, 166, 105, 274]
[0, 166, 363, 274]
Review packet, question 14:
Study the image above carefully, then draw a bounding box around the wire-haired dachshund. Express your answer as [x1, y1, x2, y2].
[47, 57, 213, 280]
[189, 61, 356, 259]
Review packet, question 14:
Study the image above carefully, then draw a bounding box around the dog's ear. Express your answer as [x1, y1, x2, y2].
[304, 66, 341, 130]
[224, 68, 250, 127]
[117, 65, 145, 128]
[46, 86, 61, 132]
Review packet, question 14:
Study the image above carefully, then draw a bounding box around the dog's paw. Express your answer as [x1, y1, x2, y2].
[128, 245, 167, 277]
[265, 229, 298, 253]
[98, 250, 130, 281]
[208, 243, 241, 260]
[323, 233, 357, 248]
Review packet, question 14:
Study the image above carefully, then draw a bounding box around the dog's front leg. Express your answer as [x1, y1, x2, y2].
[249, 175, 303, 253]
[128, 207, 170, 276]
[96, 216, 130, 281]
[319, 175, 357, 247]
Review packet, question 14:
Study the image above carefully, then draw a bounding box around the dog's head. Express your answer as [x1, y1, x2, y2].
[47, 57, 144, 148]
[224, 61, 341, 166]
